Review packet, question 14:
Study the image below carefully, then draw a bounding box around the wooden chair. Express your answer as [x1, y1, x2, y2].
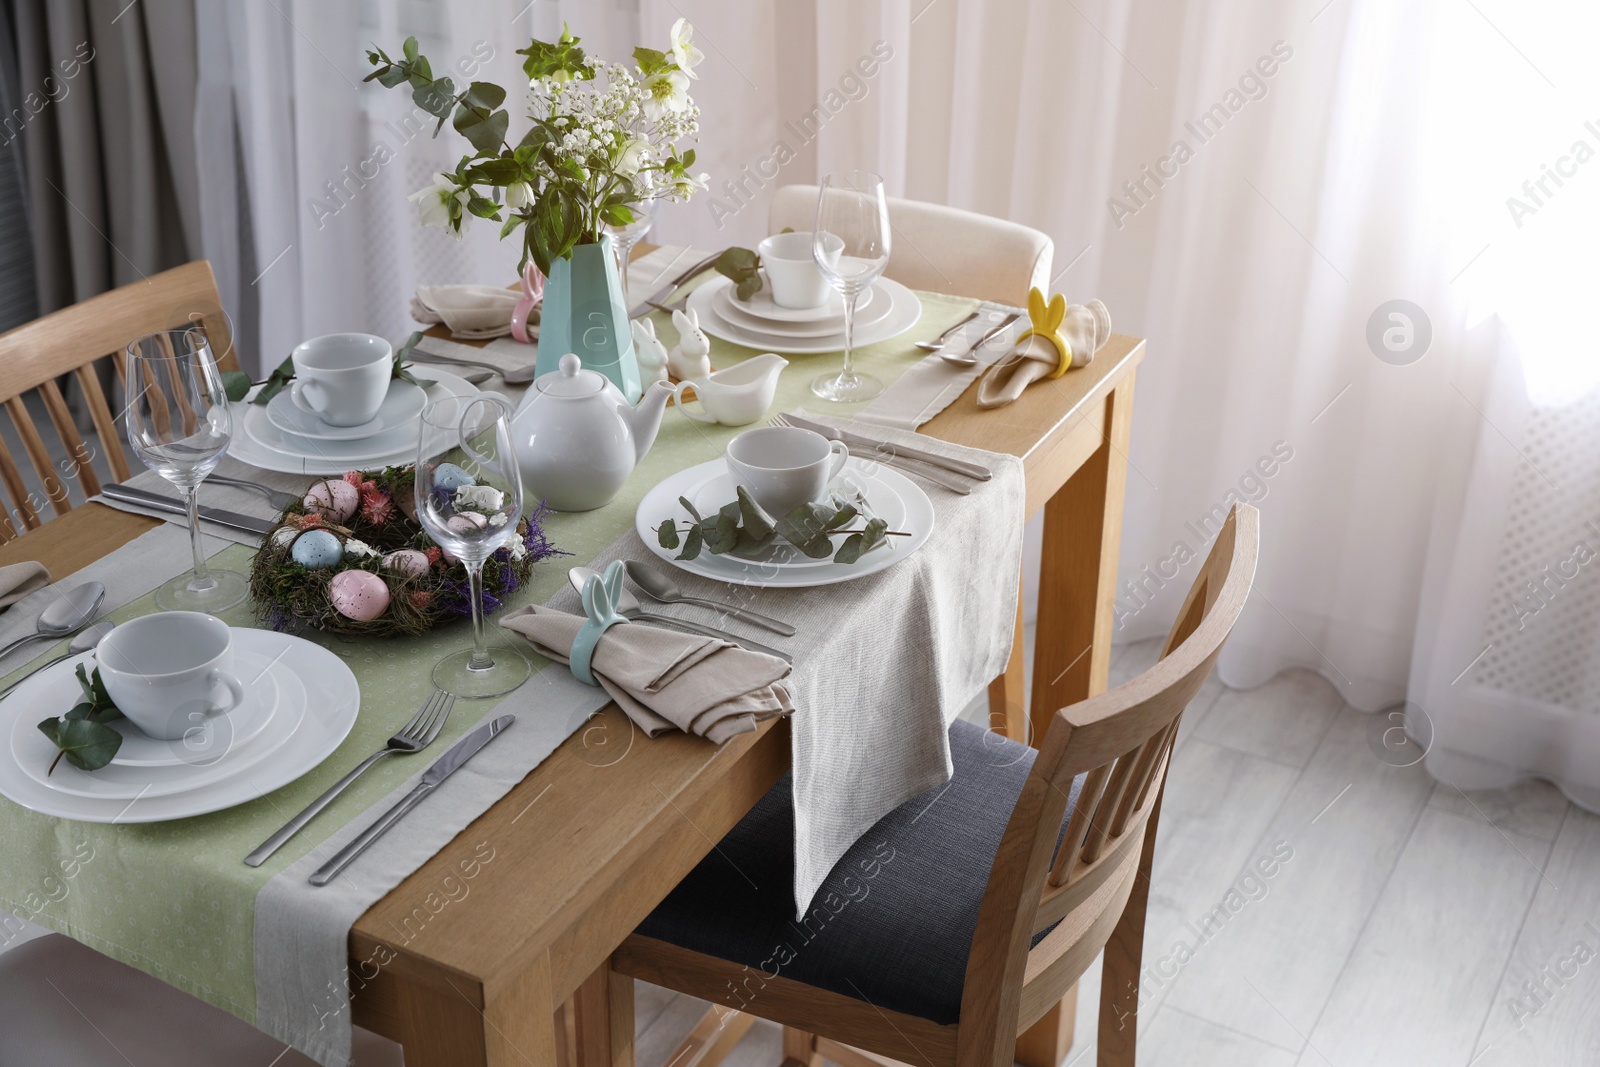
[768, 185, 1054, 306]
[0, 261, 238, 541]
[609, 504, 1259, 1067]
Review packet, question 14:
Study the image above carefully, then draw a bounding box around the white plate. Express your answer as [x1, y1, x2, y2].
[109, 650, 281, 767]
[724, 282, 847, 323]
[266, 378, 427, 441]
[13, 652, 305, 799]
[687, 277, 923, 355]
[635, 456, 934, 588]
[0, 629, 357, 823]
[226, 368, 478, 476]
[715, 281, 888, 338]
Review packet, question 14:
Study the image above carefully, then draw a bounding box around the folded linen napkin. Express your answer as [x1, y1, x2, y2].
[0, 561, 48, 610]
[976, 293, 1111, 409]
[500, 604, 794, 743]
[411, 285, 534, 340]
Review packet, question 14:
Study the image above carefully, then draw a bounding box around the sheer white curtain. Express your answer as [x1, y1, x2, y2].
[643, 0, 1598, 801]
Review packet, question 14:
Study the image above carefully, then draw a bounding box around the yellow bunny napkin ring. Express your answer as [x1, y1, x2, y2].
[1015, 287, 1074, 379]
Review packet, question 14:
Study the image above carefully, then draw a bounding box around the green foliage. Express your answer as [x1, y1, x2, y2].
[714, 247, 764, 301]
[36, 665, 124, 775]
[250, 355, 297, 406]
[654, 491, 902, 565]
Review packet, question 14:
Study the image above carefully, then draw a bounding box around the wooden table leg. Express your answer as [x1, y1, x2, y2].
[358, 954, 560, 1067]
[1016, 376, 1137, 1067]
[573, 962, 635, 1067]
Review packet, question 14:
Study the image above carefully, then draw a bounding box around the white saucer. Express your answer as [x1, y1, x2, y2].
[266, 378, 426, 441]
[13, 650, 306, 799]
[109, 649, 281, 767]
[687, 277, 923, 355]
[635, 456, 934, 587]
[0, 628, 356, 823]
[227, 367, 477, 476]
[716, 282, 888, 337]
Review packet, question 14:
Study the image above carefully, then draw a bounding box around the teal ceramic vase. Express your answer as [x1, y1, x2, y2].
[535, 234, 641, 403]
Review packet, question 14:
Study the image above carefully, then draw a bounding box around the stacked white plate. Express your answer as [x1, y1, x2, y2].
[0, 629, 359, 823]
[686, 276, 923, 354]
[227, 367, 481, 476]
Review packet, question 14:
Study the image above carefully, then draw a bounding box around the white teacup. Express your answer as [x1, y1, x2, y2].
[290, 333, 393, 427]
[759, 231, 843, 310]
[95, 612, 246, 741]
[726, 426, 849, 518]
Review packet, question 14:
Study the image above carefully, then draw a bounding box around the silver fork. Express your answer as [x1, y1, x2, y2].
[767, 413, 972, 495]
[208, 474, 301, 511]
[244, 689, 456, 866]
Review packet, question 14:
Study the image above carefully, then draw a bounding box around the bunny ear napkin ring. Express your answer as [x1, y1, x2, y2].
[570, 560, 630, 686]
[1016, 287, 1074, 379]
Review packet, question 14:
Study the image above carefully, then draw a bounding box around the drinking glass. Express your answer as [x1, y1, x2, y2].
[415, 395, 530, 698]
[605, 201, 654, 310]
[125, 329, 249, 612]
[811, 171, 891, 402]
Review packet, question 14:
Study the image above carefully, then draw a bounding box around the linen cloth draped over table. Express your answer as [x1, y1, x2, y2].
[0, 246, 1023, 1065]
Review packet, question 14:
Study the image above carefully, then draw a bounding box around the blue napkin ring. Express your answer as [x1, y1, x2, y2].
[569, 560, 629, 687]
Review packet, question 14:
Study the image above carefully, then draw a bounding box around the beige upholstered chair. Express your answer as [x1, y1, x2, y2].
[611, 505, 1260, 1067]
[768, 185, 1053, 306]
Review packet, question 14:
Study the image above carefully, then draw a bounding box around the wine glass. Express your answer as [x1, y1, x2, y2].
[415, 394, 530, 698]
[811, 171, 891, 402]
[125, 329, 249, 612]
[605, 201, 655, 310]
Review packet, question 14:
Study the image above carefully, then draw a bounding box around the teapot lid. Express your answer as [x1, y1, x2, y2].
[536, 353, 606, 398]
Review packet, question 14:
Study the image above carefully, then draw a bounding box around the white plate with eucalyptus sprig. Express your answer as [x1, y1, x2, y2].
[634, 456, 933, 588]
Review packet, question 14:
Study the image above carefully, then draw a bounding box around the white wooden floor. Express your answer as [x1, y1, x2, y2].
[635, 637, 1600, 1067]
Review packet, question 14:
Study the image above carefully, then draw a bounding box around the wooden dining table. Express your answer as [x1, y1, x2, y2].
[0, 310, 1143, 1067]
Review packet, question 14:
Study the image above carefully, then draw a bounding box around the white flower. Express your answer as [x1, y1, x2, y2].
[643, 70, 690, 120]
[454, 484, 506, 512]
[510, 539, 528, 561]
[489, 511, 508, 527]
[673, 171, 709, 200]
[669, 19, 704, 79]
[504, 181, 532, 210]
[407, 173, 470, 235]
[343, 538, 379, 559]
[615, 138, 649, 178]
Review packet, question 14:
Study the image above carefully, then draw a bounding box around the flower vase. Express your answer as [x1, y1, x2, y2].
[534, 234, 641, 403]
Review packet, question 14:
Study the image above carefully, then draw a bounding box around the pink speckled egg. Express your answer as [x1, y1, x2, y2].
[447, 511, 488, 534]
[382, 549, 430, 578]
[303, 478, 359, 522]
[329, 569, 390, 621]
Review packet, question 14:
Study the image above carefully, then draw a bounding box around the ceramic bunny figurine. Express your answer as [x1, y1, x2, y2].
[631, 318, 670, 388]
[668, 308, 712, 382]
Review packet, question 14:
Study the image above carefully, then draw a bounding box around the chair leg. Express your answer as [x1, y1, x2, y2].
[783, 1026, 822, 1067]
[1096, 782, 1167, 1067]
[662, 1004, 755, 1067]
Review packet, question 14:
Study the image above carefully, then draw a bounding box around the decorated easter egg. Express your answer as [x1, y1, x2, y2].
[433, 462, 475, 491]
[290, 529, 343, 569]
[269, 526, 298, 551]
[303, 478, 358, 522]
[382, 549, 430, 578]
[447, 511, 488, 536]
[329, 569, 390, 621]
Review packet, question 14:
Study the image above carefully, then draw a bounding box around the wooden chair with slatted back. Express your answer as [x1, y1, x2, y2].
[0, 261, 238, 542]
[609, 503, 1259, 1067]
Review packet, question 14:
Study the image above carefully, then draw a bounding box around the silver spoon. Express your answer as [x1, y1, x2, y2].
[0, 581, 106, 664]
[623, 561, 796, 636]
[0, 620, 115, 700]
[913, 310, 980, 352]
[567, 568, 790, 662]
[409, 351, 538, 385]
[941, 311, 1021, 367]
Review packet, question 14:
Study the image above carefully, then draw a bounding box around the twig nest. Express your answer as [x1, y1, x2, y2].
[382, 548, 430, 578]
[433, 463, 475, 491]
[329, 570, 391, 621]
[304, 479, 359, 522]
[290, 529, 344, 569]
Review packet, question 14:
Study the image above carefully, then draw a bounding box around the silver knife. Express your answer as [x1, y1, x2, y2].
[309, 715, 515, 886]
[778, 412, 993, 482]
[627, 250, 722, 318]
[101, 483, 276, 536]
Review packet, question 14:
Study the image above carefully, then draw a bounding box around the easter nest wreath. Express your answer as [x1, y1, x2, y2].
[249, 466, 565, 637]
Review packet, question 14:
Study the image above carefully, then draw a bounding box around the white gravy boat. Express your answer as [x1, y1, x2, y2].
[672, 352, 788, 427]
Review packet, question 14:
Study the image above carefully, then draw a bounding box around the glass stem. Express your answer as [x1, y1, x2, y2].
[840, 289, 859, 383]
[466, 560, 493, 671]
[183, 485, 213, 589]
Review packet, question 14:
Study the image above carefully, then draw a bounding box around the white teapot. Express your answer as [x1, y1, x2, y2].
[511, 353, 672, 511]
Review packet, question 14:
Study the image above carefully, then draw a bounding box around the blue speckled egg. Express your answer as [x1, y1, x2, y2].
[290, 529, 343, 569]
[433, 463, 475, 491]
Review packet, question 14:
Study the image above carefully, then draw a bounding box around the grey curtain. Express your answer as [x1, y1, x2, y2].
[13, 0, 199, 313]
[0, 0, 37, 331]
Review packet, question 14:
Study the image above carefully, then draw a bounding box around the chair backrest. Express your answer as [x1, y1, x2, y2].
[768, 185, 1053, 306]
[956, 504, 1259, 1063]
[0, 261, 236, 540]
